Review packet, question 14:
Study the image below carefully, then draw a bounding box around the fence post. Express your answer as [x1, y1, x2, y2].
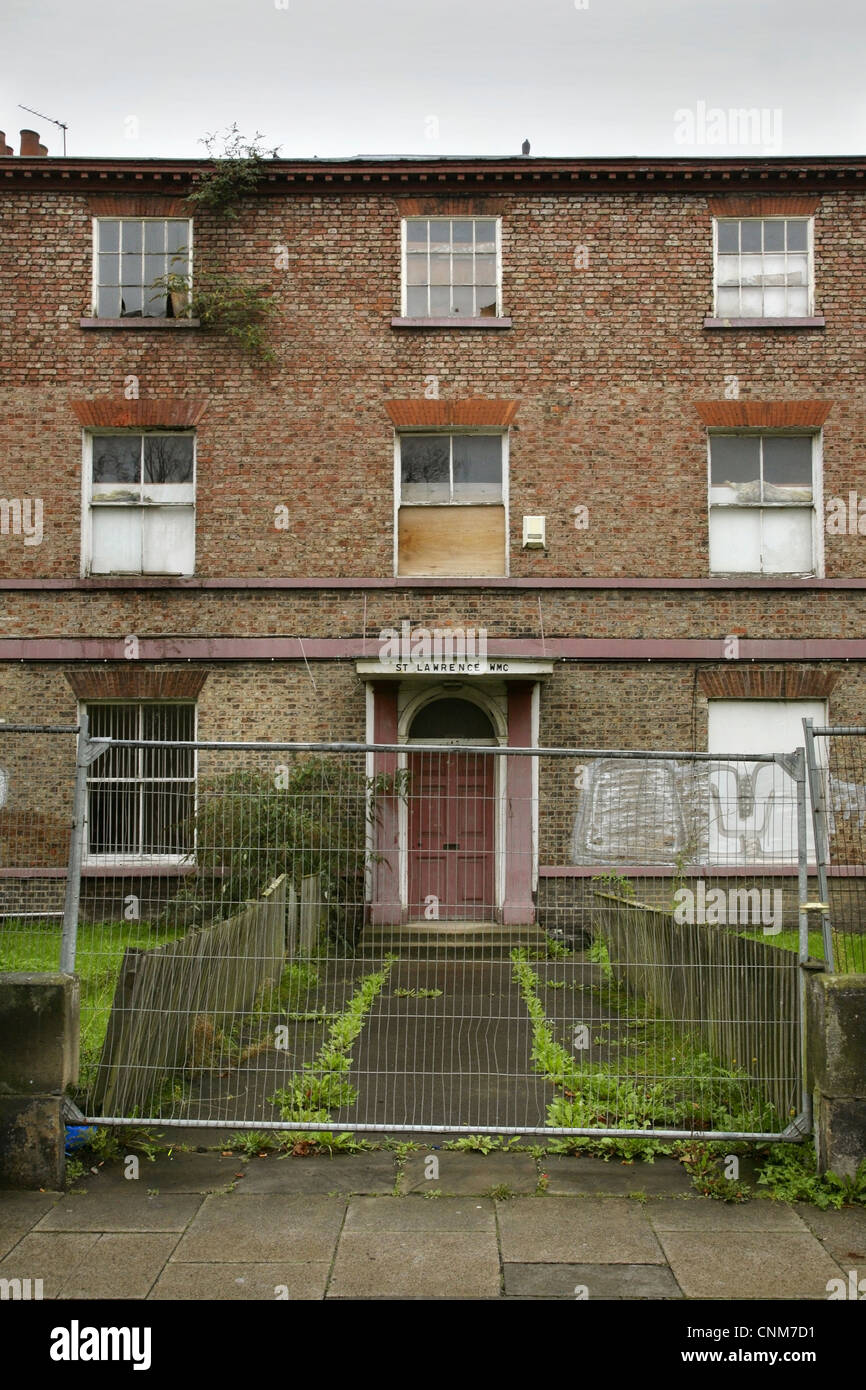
[802, 718, 835, 971]
[794, 747, 814, 1136]
[59, 711, 91, 975]
[300, 874, 321, 954]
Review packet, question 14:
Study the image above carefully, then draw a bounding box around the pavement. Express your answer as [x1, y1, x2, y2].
[2, 1147, 864, 1301]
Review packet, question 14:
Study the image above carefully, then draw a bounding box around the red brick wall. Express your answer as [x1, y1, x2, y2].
[1, 186, 864, 583]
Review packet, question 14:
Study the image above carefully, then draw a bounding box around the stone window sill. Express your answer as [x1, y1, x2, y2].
[391, 316, 513, 329]
[703, 316, 825, 329]
[79, 318, 201, 330]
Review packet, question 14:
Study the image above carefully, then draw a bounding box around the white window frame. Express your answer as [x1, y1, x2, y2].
[91, 216, 193, 319]
[707, 428, 823, 578]
[400, 217, 502, 318]
[81, 700, 198, 866]
[393, 428, 510, 576]
[712, 216, 814, 319]
[80, 429, 197, 578]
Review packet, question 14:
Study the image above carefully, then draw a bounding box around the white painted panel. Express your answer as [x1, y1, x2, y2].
[90, 507, 141, 574]
[708, 700, 826, 863]
[761, 507, 813, 574]
[709, 506, 760, 573]
[142, 507, 195, 575]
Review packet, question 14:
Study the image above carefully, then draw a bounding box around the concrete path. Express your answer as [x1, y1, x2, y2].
[2, 1150, 863, 1300]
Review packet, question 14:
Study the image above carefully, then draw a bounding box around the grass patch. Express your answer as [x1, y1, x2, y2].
[511, 946, 777, 1168]
[0, 918, 187, 1095]
[269, 956, 396, 1143]
[738, 927, 866, 974]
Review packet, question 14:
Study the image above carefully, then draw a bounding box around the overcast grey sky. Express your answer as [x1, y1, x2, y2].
[1, 0, 864, 160]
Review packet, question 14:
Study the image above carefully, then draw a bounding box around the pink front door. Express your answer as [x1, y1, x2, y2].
[408, 750, 495, 921]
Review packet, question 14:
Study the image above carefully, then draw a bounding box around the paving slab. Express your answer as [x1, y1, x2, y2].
[83, 1152, 246, 1193]
[401, 1151, 538, 1195]
[0, 1191, 63, 1225]
[541, 1156, 693, 1196]
[649, 1199, 807, 1232]
[504, 1261, 684, 1299]
[344, 1194, 495, 1233]
[172, 1194, 345, 1263]
[497, 1196, 665, 1264]
[0, 1191, 64, 1259]
[328, 1230, 500, 1299]
[34, 1190, 204, 1233]
[658, 1231, 847, 1299]
[239, 1152, 397, 1194]
[0, 1232, 100, 1299]
[150, 1262, 330, 1300]
[57, 1233, 181, 1299]
[794, 1204, 866, 1264]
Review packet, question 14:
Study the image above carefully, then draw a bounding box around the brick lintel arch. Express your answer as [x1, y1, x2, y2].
[63, 668, 209, 700]
[385, 399, 519, 428]
[697, 668, 839, 700]
[69, 399, 209, 429]
[694, 401, 833, 429]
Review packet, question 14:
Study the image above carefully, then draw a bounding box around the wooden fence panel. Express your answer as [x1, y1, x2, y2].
[94, 875, 287, 1115]
[594, 894, 799, 1121]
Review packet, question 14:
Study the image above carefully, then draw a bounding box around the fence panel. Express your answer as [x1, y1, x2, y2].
[42, 736, 805, 1141]
[803, 721, 866, 975]
[0, 724, 78, 973]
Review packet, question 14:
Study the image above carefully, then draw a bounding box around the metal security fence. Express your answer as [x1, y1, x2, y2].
[0, 723, 78, 969]
[48, 732, 810, 1141]
[803, 719, 866, 975]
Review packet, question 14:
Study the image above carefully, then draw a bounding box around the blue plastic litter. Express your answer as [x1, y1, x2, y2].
[65, 1125, 97, 1154]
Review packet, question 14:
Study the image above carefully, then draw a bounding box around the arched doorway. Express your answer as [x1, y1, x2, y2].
[407, 697, 497, 921]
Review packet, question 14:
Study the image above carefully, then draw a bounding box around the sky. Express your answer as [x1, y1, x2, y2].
[1, 0, 864, 161]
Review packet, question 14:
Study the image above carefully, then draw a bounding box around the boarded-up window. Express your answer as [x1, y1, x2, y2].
[398, 505, 506, 577]
[398, 431, 506, 576]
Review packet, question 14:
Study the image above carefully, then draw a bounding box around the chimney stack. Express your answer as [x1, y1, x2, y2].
[0, 132, 13, 156]
[20, 129, 47, 156]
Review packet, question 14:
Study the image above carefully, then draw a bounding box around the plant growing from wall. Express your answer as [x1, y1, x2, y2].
[149, 259, 277, 361]
[187, 125, 280, 218]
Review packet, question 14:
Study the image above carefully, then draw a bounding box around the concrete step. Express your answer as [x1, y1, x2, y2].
[357, 922, 549, 951]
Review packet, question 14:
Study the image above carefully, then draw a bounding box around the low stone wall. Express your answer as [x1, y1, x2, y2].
[0, 972, 79, 1189]
[807, 973, 866, 1176]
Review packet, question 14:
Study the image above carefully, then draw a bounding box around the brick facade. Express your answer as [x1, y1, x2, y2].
[0, 150, 864, 924]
